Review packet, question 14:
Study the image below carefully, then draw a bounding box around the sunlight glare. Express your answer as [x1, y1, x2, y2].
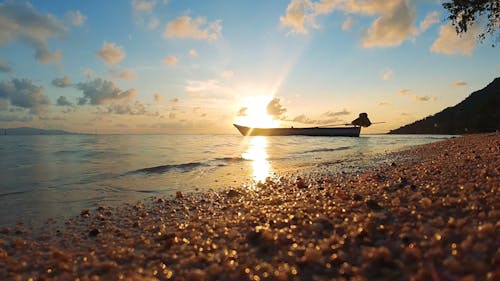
[241, 136, 271, 184]
[235, 96, 280, 128]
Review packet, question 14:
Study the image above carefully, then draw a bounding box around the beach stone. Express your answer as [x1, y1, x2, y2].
[176, 191, 183, 198]
[89, 228, 100, 237]
[80, 209, 90, 217]
[366, 199, 383, 212]
[226, 189, 241, 198]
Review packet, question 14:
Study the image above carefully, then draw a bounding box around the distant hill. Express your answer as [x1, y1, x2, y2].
[389, 77, 500, 134]
[0, 127, 78, 135]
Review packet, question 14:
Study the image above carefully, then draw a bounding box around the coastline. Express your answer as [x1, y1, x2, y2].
[1, 133, 498, 280]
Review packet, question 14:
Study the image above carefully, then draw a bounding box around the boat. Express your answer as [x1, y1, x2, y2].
[233, 113, 372, 137]
[233, 124, 361, 137]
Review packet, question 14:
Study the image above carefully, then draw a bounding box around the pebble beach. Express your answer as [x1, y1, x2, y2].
[0, 133, 498, 281]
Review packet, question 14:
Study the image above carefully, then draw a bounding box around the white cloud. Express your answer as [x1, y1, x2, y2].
[65, 10, 86, 27]
[0, 2, 65, 64]
[381, 68, 394, 80]
[98, 42, 126, 65]
[164, 16, 222, 40]
[280, 0, 315, 34]
[189, 49, 198, 57]
[280, 0, 420, 48]
[164, 55, 178, 65]
[431, 24, 479, 56]
[361, 0, 416, 48]
[418, 11, 440, 33]
[110, 69, 137, 80]
[132, 0, 155, 11]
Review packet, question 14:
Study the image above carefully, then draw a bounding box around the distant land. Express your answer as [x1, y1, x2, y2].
[389, 77, 499, 135]
[0, 127, 78, 135]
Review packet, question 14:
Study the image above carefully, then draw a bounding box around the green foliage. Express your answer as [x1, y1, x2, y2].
[443, 0, 499, 45]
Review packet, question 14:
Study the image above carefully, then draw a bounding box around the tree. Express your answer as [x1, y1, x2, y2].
[442, 0, 499, 45]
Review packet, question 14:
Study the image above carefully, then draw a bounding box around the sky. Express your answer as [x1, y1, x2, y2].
[0, 0, 498, 134]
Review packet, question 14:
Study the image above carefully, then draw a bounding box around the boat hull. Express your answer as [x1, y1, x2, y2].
[233, 124, 361, 137]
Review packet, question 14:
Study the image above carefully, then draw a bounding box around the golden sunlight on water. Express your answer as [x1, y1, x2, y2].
[241, 136, 271, 183]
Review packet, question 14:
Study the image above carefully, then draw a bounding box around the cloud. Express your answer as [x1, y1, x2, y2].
[237, 107, 248, 116]
[148, 17, 160, 30]
[292, 114, 315, 124]
[0, 58, 11, 72]
[65, 10, 86, 27]
[281, 0, 421, 47]
[431, 24, 479, 56]
[106, 101, 147, 115]
[52, 75, 71, 88]
[76, 78, 136, 105]
[170, 98, 179, 103]
[0, 78, 50, 114]
[164, 55, 178, 65]
[378, 101, 391, 106]
[417, 11, 439, 34]
[381, 68, 394, 80]
[222, 70, 234, 78]
[98, 42, 126, 65]
[154, 93, 162, 103]
[452, 80, 468, 87]
[0, 2, 65, 64]
[342, 17, 354, 31]
[361, 1, 416, 47]
[56, 96, 74, 106]
[415, 95, 437, 102]
[189, 49, 198, 57]
[292, 114, 343, 125]
[110, 69, 137, 80]
[132, 0, 155, 11]
[322, 109, 351, 117]
[398, 88, 412, 95]
[266, 98, 287, 117]
[82, 67, 96, 78]
[164, 16, 222, 40]
[280, 0, 315, 34]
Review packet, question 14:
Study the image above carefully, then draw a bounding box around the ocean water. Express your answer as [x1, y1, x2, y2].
[0, 134, 452, 227]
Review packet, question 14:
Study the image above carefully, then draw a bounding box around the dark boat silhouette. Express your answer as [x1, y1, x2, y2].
[234, 113, 372, 137]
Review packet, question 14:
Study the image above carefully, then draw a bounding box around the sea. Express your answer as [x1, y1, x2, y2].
[0, 134, 452, 227]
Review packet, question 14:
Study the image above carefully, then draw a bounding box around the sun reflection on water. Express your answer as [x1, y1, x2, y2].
[241, 136, 271, 184]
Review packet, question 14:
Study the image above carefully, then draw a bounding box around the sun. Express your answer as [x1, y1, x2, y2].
[234, 96, 280, 128]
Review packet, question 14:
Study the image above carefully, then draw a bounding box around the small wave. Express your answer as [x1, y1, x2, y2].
[129, 161, 209, 175]
[0, 190, 30, 197]
[214, 156, 244, 162]
[303, 146, 351, 154]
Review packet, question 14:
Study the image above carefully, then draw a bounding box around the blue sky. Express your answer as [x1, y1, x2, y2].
[0, 0, 498, 134]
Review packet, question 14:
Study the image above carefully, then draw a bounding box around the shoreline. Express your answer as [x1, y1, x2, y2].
[1, 133, 498, 280]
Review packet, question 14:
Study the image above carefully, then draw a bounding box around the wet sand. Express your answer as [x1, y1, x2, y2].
[1, 133, 498, 281]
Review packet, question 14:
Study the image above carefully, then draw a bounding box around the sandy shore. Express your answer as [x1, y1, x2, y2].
[1, 133, 499, 281]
